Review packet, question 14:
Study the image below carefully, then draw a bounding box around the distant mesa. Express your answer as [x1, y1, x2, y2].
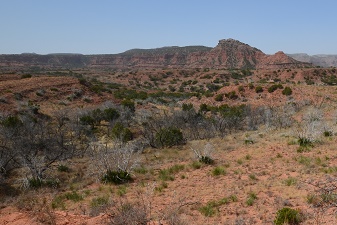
[0, 38, 327, 69]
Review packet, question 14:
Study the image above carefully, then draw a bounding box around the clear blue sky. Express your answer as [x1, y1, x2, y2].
[1, 0, 336, 55]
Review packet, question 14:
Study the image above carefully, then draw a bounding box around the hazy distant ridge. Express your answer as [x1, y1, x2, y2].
[288, 53, 337, 67]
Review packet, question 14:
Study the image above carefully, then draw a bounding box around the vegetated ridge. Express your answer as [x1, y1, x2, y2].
[0, 39, 311, 69]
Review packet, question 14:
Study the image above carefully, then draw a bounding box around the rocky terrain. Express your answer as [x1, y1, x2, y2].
[0, 39, 310, 70]
[1, 39, 337, 225]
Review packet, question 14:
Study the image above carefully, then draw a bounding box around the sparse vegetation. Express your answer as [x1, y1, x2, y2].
[2, 63, 337, 224]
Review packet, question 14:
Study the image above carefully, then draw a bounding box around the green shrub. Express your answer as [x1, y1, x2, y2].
[121, 99, 135, 112]
[1, 115, 22, 128]
[282, 87, 293, 96]
[182, 103, 193, 111]
[155, 127, 184, 148]
[284, 177, 297, 186]
[28, 178, 60, 189]
[103, 108, 120, 121]
[79, 115, 96, 128]
[298, 137, 313, 147]
[246, 192, 257, 206]
[249, 174, 258, 180]
[199, 204, 216, 217]
[158, 164, 185, 181]
[199, 156, 214, 165]
[212, 166, 226, 176]
[199, 196, 234, 217]
[21, 74, 32, 79]
[134, 166, 148, 174]
[268, 84, 283, 93]
[214, 94, 224, 101]
[225, 91, 238, 100]
[64, 191, 83, 202]
[191, 161, 202, 169]
[102, 170, 132, 184]
[111, 122, 133, 143]
[51, 195, 66, 209]
[57, 165, 70, 173]
[168, 164, 185, 174]
[90, 196, 109, 208]
[158, 169, 174, 181]
[274, 207, 302, 225]
[238, 85, 245, 92]
[255, 86, 263, 93]
[324, 130, 333, 137]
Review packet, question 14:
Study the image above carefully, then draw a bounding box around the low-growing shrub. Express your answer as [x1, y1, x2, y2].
[199, 156, 214, 165]
[64, 191, 83, 202]
[28, 178, 60, 189]
[111, 122, 133, 143]
[191, 161, 202, 169]
[155, 127, 184, 148]
[282, 86, 293, 96]
[255, 86, 263, 93]
[212, 166, 226, 176]
[274, 207, 302, 225]
[21, 74, 32, 79]
[246, 192, 257, 206]
[214, 94, 224, 101]
[225, 91, 238, 100]
[57, 165, 70, 173]
[102, 170, 132, 185]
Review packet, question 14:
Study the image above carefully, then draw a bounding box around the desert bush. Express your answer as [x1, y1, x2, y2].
[284, 177, 297, 186]
[28, 178, 60, 189]
[57, 164, 70, 173]
[199, 204, 216, 217]
[21, 74, 32, 79]
[199, 196, 234, 217]
[214, 94, 224, 101]
[225, 91, 238, 100]
[191, 161, 202, 169]
[294, 108, 324, 147]
[191, 142, 215, 165]
[181, 103, 193, 111]
[274, 207, 302, 225]
[246, 192, 257, 206]
[264, 104, 295, 130]
[212, 166, 226, 176]
[79, 107, 121, 129]
[213, 104, 246, 136]
[114, 89, 148, 100]
[255, 86, 263, 93]
[154, 127, 184, 148]
[282, 86, 293, 95]
[90, 196, 111, 216]
[108, 202, 148, 225]
[102, 170, 132, 184]
[89, 142, 140, 184]
[323, 130, 333, 137]
[121, 99, 135, 112]
[268, 84, 283, 93]
[111, 122, 133, 143]
[238, 85, 245, 92]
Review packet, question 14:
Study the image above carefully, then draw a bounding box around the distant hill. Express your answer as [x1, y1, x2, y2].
[288, 53, 337, 68]
[0, 39, 311, 69]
